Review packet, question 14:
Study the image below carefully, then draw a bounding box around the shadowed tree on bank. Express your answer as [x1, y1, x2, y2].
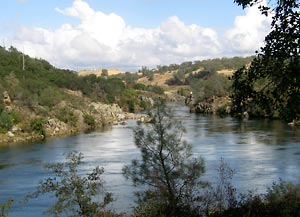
[231, 0, 300, 122]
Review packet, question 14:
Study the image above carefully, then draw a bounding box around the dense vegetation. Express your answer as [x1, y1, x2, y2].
[231, 0, 300, 123]
[0, 46, 162, 111]
[0, 46, 164, 135]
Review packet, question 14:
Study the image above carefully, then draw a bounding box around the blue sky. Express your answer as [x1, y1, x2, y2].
[0, 0, 271, 70]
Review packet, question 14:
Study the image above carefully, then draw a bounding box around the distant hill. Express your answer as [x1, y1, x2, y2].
[135, 56, 253, 87]
[78, 69, 125, 77]
[0, 46, 162, 145]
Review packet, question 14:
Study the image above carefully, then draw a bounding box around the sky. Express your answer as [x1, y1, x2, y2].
[0, 0, 272, 71]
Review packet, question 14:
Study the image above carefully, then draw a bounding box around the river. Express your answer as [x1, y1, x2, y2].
[1, 104, 300, 216]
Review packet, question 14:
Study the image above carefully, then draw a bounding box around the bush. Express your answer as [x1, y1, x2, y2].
[24, 152, 121, 217]
[55, 107, 78, 127]
[30, 118, 46, 138]
[213, 181, 300, 217]
[0, 111, 13, 133]
[83, 114, 96, 128]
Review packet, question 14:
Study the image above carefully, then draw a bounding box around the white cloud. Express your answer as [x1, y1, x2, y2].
[10, 0, 272, 70]
[224, 1, 272, 55]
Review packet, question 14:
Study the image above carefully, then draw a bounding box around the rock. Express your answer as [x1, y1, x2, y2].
[124, 112, 135, 120]
[137, 115, 152, 123]
[226, 106, 231, 114]
[7, 131, 14, 138]
[139, 95, 154, 107]
[89, 102, 124, 126]
[194, 102, 213, 114]
[243, 111, 249, 120]
[117, 113, 126, 121]
[11, 125, 22, 133]
[2, 91, 12, 110]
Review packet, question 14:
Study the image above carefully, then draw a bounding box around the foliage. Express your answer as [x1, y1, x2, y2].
[55, 107, 78, 127]
[213, 181, 300, 217]
[123, 101, 206, 216]
[0, 110, 21, 133]
[231, 0, 300, 122]
[0, 112, 13, 133]
[203, 159, 237, 215]
[30, 118, 46, 138]
[133, 83, 164, 95]
[115, 71, 140, 85]
[24, 151, 119, 217]
[101, 69, 108, 77]
[139, 66, 154, 81]
[0, 198, 13, 217]
[103, 78, 126, 103]
[166, 68, 186, 85]
[83, 114, 96, 129]
[191, 73, 231, 102]
[0, 46, 150, 113]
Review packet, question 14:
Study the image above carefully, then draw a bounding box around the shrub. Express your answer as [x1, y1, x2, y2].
[55, 107, 78, 127]
[0, 111, 13, 133]
[83, 114, 96, 128]
[24, 152, 121, 217]
[30, 118, 46, 138]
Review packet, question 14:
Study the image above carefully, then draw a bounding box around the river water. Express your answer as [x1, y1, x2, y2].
[1, 104, 300, 216]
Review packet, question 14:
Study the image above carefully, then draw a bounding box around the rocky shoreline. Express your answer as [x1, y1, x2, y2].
[0, 102, 151, 147]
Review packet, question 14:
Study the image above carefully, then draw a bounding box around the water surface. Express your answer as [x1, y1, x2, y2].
[1, 104, 300, 216]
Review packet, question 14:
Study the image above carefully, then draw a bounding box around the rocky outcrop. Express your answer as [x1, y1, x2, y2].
[165, 90, 186, 103]
[0, 95, 153, 146]
[2, 91, 12, 111]
[139, 95, 154, 107]
[189, 96, 231, 115]
[88, 102, 124, 125]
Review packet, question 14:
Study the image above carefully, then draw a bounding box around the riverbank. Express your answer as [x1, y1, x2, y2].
[0, 102, 151, 147]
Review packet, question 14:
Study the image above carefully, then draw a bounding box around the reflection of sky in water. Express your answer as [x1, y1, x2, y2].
[1, 106, 300, 216]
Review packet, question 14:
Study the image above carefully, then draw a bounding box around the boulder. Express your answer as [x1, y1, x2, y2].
[11, 125, 22, 133]
[7, 131, 14, 138]
[3, 91, 12, 110]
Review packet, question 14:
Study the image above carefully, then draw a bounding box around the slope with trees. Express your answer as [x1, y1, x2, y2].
[0, 46, 161, 145]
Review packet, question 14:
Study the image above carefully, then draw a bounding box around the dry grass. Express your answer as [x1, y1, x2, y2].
[217, 69, 235, 77]
[137, 72, 175, 87]
[77, 69, 126, 77]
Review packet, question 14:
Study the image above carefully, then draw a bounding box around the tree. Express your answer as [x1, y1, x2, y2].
[101, 69, 108, 77]
[123, 101, 206, 216]
[231, 0, 300, 122]
[24, 151, 119, 217]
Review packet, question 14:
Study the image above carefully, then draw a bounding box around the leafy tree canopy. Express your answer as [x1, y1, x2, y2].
[231, 0, 300, 122]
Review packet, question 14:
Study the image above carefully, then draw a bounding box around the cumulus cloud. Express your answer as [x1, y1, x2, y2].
[224, 0, 272, 55]
[10, 0, 271, 70]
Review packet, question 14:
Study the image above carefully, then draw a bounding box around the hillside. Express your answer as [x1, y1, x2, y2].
[78, 68, 126, 77]
[0, 46, 254, 145]
[0, 46, 157, 145]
